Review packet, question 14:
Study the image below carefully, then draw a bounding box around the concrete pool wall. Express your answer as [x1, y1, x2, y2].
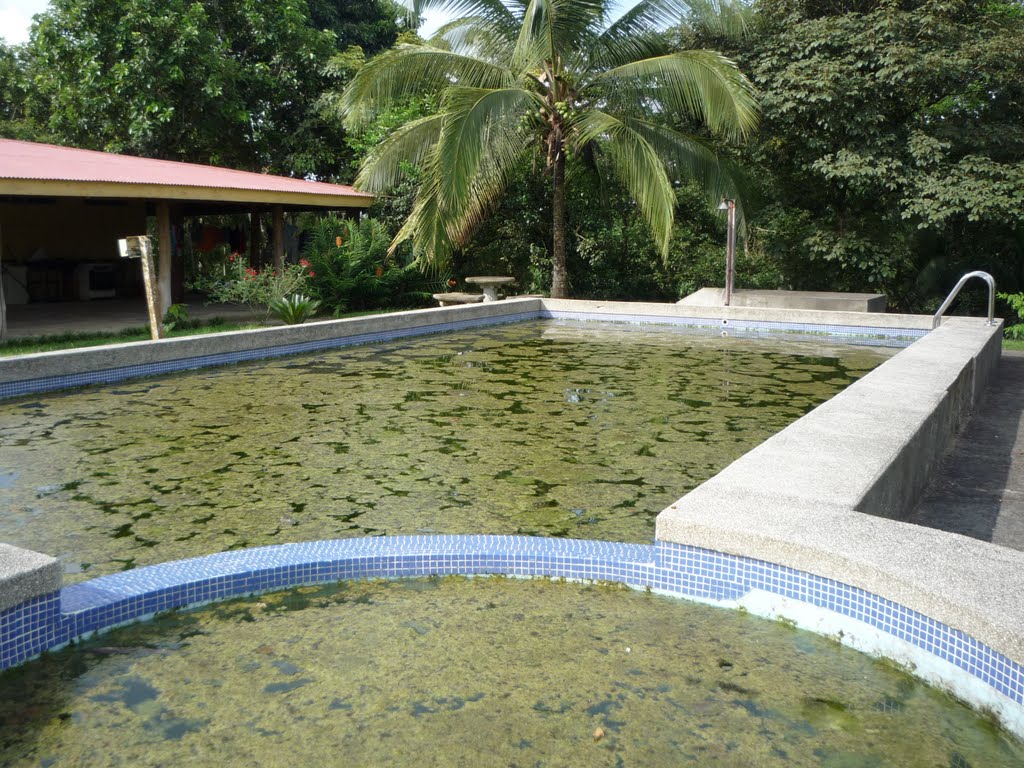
[1, 300, 1021, 736]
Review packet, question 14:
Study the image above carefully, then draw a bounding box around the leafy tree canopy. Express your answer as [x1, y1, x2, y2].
[307, 0, 404, 55]
[745, 0, 1024, 303]
[15, 0, 400, 178]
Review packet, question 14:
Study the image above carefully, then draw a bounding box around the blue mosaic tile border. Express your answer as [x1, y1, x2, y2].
[0, 308, 925, 400]
[1, 535, 1020, 713]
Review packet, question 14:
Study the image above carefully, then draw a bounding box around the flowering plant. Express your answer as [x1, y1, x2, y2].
[199, 253, 313, 317]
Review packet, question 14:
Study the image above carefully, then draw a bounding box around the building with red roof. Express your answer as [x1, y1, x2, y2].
[0, 139, 372, 334]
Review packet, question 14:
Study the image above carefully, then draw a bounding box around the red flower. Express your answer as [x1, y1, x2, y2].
[299, 258, 311, 268]
[308, 270, 315, 277]
[228, 253, 237, 262]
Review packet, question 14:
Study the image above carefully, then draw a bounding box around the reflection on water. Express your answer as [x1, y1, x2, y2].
[1, 577, 1020, 767]
[0, 321, 888, 581]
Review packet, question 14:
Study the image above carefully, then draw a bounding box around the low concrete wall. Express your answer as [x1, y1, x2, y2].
[656, 318, 1024, 664]
[678, 288, 888, 313]
[0, 298, 543, 384]
[540, 298, 927, 331]
[0, 543, 61, 613]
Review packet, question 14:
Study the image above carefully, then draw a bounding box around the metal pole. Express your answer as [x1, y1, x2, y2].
[723, 200, 736, 306]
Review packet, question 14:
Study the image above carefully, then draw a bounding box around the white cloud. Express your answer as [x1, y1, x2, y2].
[0, 0, 50, 46]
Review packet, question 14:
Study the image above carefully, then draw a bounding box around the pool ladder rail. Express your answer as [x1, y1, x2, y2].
[933, 271, 997, 329]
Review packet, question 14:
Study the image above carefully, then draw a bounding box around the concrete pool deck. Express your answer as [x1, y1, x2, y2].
[910, 350, 1024, 551]
[3, 297, 265, 338]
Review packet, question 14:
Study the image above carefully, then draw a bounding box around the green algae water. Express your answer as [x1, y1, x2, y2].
[1, 577, 1020, 767]
[0, 321, 888, 582]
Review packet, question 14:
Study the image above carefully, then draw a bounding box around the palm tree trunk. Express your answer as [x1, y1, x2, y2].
[550, 149, 569, 299]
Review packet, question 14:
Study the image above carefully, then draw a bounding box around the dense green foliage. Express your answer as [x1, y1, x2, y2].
[2, 0, 402, 177]
[303, 216, 444, 313]
[740, 0, 1024, 310]
[0, 0, 1020, 313]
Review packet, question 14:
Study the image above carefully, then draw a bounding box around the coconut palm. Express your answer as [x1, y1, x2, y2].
[339, 0, 759, 298]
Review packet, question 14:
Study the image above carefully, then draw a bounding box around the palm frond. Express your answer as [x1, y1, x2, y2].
[408, 0, 524, 29]
[429, 16, 517, 61]
[391, 160, 455, 265]
[435, 86, 542, 212]
[613, 116, 753, 220]
[592, 49, 759, 141]
[512, 0, 607, 75]
[339, 45, 514, 131]
[683, 0, 753, 40]
[355, 113, 446, 193]
[571, 110, 677, 256]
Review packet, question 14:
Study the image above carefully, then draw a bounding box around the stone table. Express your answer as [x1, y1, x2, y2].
[465, 276, 516, 302]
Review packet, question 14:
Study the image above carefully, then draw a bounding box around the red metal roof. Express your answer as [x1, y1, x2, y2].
[0, 139, 372, 200]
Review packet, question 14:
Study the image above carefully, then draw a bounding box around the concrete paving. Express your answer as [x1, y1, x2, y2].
[3, 297, 264, 338]
[908, 350, 1024, 552]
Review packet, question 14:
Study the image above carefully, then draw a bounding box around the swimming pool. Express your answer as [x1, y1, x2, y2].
[0, 319, 888, 581]
[1, 298, 1020, 743]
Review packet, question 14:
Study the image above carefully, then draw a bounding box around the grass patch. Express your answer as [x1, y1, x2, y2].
[1002, 337, 1024, 352]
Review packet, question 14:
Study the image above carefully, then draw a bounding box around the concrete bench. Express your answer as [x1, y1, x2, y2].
[432, 292, 485, 307]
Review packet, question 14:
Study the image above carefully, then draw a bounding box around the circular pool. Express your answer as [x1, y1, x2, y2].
[2, 576, 1020, 767]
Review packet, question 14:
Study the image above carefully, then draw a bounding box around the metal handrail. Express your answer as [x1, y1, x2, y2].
[933, 271, 997, 329]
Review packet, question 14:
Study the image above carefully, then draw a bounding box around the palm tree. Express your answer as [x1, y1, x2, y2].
[340, 0, 758, 298]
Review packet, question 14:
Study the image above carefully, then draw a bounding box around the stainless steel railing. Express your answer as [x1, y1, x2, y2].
[933, 271, 997, 329]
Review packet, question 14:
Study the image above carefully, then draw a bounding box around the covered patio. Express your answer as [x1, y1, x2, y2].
[0, 139, 372, 338]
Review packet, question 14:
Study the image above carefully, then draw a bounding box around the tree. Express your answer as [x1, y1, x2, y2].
[20, 0, 402, 178]
[339, 0, 759, 297]
[307, 0, 404, 55]
[742, 0, 1024, 306]
[0, 42, 45, 142]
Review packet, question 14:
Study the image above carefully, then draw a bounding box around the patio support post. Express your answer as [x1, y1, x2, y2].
[250, 208, 262, 269]
[273, 206, 285, 274]
[0, 223, 6, 341]
[156, 201, 172, 316]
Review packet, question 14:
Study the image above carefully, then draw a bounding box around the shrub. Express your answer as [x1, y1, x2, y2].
[304, 216, 445, 314]
[193, 253, 313, 317]
[270, 294, 321, 325]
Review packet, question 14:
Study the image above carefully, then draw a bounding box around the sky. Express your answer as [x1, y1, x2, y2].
[0, 0, 47, 45]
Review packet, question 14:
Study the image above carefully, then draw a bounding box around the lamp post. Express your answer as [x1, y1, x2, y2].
[718, 199, 736, 306]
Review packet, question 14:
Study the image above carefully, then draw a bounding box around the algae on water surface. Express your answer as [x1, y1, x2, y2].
[0, 321, 888, 580]
[0, 577, 1020, 767]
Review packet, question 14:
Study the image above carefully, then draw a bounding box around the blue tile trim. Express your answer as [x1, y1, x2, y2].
[0, 310, 923, 400]
[1, 535, 1019, 713]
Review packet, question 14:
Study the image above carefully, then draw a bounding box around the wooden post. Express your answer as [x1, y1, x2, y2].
[139, 238, 164, 340]
[156, 201, 172, 316]
[120, 236, 163, 340]
[273, 206, 285, 273]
